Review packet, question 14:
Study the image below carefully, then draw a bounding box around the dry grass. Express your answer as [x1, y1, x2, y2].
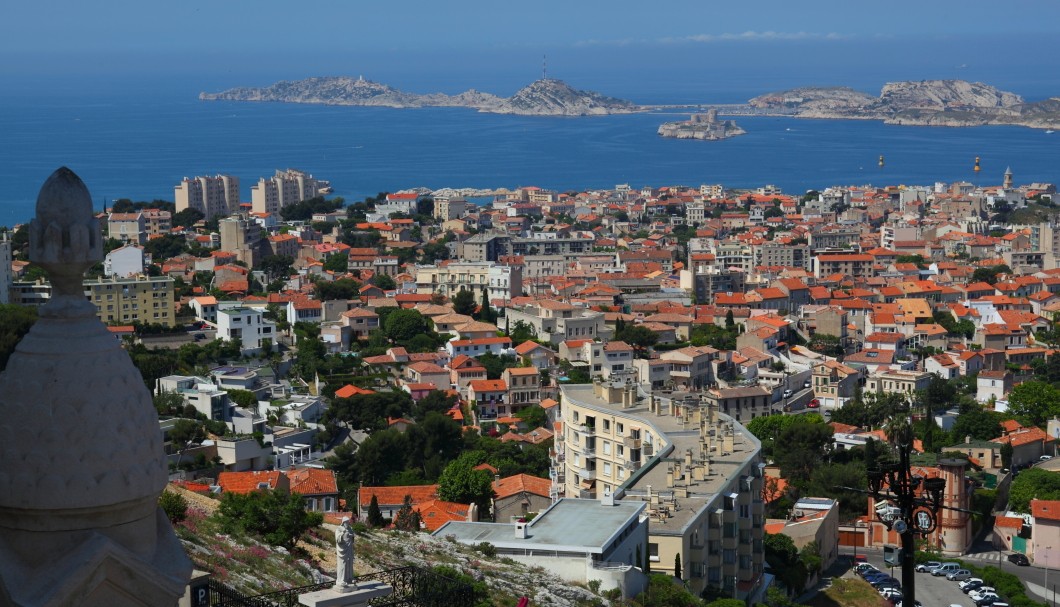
[807, 578, 888, 607]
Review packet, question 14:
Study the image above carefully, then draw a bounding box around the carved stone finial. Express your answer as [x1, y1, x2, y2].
[28, 167, 103, 306]
[0, 168, 190, 605]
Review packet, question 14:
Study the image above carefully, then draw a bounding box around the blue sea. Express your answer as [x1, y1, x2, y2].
[2, 70, 1060, 227]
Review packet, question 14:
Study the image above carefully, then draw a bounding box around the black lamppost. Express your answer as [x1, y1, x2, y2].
[863, 421, 948, 607]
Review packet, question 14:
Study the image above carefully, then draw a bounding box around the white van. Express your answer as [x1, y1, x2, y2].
[932, 562, 961, 576]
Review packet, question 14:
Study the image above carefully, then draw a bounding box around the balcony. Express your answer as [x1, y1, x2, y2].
[624, 459, 641, 471]
[576, 424, 597, 436]
[578, 468, 597, 480]
[623, 436, 641, 449]
[578, 489, 596, 499]
[642, 442, 654, 457]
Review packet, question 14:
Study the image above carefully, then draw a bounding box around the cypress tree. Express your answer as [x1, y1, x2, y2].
[674, 553, 682, 580]
[367, 494, 384, 527]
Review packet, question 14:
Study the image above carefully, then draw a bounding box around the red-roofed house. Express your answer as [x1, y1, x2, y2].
[358, 485, 440, 523]
[287, 468, 340, 512]
[468, 379, 509, 420]
[217, 470, 289, 495]
[492, 474, 553, 521]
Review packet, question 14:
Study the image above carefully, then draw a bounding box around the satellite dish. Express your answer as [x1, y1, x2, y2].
[892, 519, 908, 534]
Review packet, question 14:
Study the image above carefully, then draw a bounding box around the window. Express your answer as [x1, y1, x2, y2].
[603, 419, 610, 432]
[603, 442, 611, 456]
[603, 462, 612, 477]
[649, 543, 660, 562]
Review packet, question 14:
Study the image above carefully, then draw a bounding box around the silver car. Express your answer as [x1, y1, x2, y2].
[947, 569, 972, 581]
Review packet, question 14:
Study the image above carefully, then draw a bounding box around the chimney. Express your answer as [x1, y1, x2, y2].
[600, 491, 615, 507]
[693, 464, 705, 482]
[515, 520, 529, 539]
[666, 469, 675, 488]
[723, 430, 735, 454]
[685, 448, 693, 468]
[965, 435, 972, 444]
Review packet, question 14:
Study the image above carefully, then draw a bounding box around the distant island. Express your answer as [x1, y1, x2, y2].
[199, 76, 643, 117]
[746, 79, 1060, 130]
[657, 109, 745, 141]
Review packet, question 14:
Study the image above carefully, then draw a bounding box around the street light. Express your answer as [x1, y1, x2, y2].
[842, 408, 972, 607]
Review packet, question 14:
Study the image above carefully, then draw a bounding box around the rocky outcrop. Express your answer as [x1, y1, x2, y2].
[487, 79, 640, 116]
[200, 76, 642, 116]
[658, 109, 746, 140]
[748, 80, 1060, 129]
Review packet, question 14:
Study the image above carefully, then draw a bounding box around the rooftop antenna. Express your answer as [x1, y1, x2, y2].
[543, 54, 547, 80]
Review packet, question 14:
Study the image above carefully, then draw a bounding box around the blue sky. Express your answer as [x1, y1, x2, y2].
[4, 1, 1060, 97]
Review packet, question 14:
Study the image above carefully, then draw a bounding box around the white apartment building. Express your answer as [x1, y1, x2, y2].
[559, 382, 766, 599]
[216, 307, 277, 355]
[504, 300, 610, 345]
[103, 245, 146, 278]
[250, 169, 322, 215]
[175, 175, 240, 221]
[156, 375, 232, 421]
[414, 261, 523, 302]
[107, 212, 147, 245]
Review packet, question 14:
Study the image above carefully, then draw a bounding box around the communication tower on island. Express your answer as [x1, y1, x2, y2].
[542, 54, 548, 80]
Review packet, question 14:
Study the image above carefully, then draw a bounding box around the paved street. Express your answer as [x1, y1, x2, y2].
[838, 550, 979, 606]
[844, 546, 1059, 603]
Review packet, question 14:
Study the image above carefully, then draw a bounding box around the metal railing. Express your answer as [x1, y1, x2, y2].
[206, 566, 476, 607]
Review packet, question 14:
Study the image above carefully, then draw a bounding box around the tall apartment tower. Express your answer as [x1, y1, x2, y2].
[174, 175, 240, 221]
[250, 168, 322, 215]
[219, 215, 264, 267]
[0, 234, 11, 304]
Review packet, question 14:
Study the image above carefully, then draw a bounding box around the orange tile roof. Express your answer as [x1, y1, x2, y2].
[995, 515, 1025, 529]
[358, 484, 439, 508]
[492, 474, 552, 500]
[1031, 499, 1060, 522]
[287, 468, 338, 496]
[334, 384, 375, 398]
[218, 471, 286, 494]
[416, 499, 472, 532]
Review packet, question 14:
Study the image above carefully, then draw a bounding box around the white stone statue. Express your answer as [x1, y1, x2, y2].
[335, 517, 356, 590]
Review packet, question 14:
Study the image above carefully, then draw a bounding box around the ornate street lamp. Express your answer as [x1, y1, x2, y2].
[841, 411, 973, 607]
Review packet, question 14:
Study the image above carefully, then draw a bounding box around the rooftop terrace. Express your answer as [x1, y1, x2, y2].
[560, 383, 761, 535]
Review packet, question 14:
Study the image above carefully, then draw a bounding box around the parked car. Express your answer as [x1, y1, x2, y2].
[915, 561, 942, 573]
[974, 595, 1002, 607]
[804, 380, 812, 388]
[947, 569, 973, 581]
[783, 389, 793, 398]
[808, 399, 820, 408]
[1007, 553, 1029, 566]
[855, 563, 877, 575]
[894, 601, 921, 607]
[932, 562, 962, 576]
[969, 588, 997, 602]
[1041, 455, 1054, 462]
[960, 578, 985, 592]
[881, 589, 904, 601]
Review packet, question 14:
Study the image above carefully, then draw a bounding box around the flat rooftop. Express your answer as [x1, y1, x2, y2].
[561, 383, 761, 535]
[433, 498, 643, 553]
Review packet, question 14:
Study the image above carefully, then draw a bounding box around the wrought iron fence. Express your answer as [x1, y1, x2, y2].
[207, 565, 476, 607]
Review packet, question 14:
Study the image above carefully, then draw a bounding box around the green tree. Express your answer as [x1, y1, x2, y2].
[437, 453, 495, 518]
[159, 490, 188, 524]
[1007, 380, 1060, 427]
[260, 254, 295, 281]
[0, 304, 38, 371]
[393, 494, 423, 531]
[384, 309, 429, 343]
[706, 600, 745, 607]
[315, 277, 362, 301]
[1001, 442, 1014, 471]
[773, 419, 834, 486]
[509, 320, 537, 343]
[633, 574, 706, 607]
[476, 352, 520, 380]
[725, 309, 735, 329]
[515, 405, 548, 430]
[947, 406, 1003, 443]
[615, 325, 659, 356]
[171, 207, 205, 228]
[764, 532, 808, 595]
[373, 273, 397, 291]
[367, 494, 385, 527]
[227, 389, 258, 408]
[1009, 467, 1060, 511]
[217, 490, 324, 549]
[323, 253, 349, 273]
[451, 288, 477, 316]
[674, 553, 682, 580]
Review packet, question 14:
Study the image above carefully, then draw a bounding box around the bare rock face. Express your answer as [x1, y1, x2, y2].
[747, 79, 1060, 129]
[200, 76, 640, 116]
[876, 80, 1023, 111]
[488, 79, 641, 116]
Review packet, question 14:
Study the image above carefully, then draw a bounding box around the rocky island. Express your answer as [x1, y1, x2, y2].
[657, 109, 745, 140]
[747, 79, 1060, 130]
[199, 76, 642, 117]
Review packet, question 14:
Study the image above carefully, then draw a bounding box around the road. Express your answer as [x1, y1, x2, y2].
[843, 545, 1058, 603]
[837, 549, 993, 607]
